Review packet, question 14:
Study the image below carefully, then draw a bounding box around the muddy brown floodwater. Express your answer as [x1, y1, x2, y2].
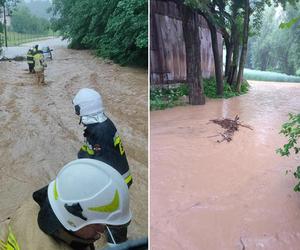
[0, 39, 148, 239]
[151, 81, 300, 250]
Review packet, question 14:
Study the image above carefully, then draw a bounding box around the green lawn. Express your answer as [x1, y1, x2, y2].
[244, 68, 300, 83]
[1, 31, 56, 46]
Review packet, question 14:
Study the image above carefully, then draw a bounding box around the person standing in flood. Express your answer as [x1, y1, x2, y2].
[26, 48, 35, 73]
[33, 49, 47, 85]
[72, 88, 133, 246]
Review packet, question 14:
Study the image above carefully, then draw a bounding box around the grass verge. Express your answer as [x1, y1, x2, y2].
[244, 68, 300, 83]
[1, 31, 56, 46]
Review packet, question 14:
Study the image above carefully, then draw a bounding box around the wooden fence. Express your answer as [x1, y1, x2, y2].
[150, 0, 223, 85]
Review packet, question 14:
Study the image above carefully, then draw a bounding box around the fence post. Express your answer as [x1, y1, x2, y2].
[3, 3, 8, 47]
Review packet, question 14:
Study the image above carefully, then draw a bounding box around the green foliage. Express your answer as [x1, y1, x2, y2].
[276, 113, 300, 191]
[11, 5, 50, 34]
[150, 85, 189, 110]
[50, 0, 147, 66]
[277, 114, 300, 156]
[243, 68, 300, 82]
[150, 79, 250, 110]
[204, 78, 249, 98]
[279, 16, 300, 29]
[98, 0, 147, 66]
[0, 0, 19, 9]
[247, 3, 300, 75]
[23, 0, 52, 20]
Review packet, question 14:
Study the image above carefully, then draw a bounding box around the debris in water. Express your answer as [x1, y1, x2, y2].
[210, 115, 253, 143]
[240, 237, 246, 250]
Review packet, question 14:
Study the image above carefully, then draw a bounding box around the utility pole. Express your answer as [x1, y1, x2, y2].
[3, 2, 7, 47]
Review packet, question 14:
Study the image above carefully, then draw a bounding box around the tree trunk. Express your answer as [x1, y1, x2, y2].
[260, 51, 269, 71]
[204, 15, 223, 96]
[227, 6, 239, 86]
[224, 36, 233, 79]
[222, 28, 232, 79]
[182, 5, 205, 105]
[236, 0, 250, 93]
[227, 31, 239, 85]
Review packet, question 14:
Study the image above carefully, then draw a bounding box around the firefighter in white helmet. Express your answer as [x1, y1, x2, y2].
[32, 159, 131, 250]
[72, 88, 132, 187]
[72, 88, 132, 245]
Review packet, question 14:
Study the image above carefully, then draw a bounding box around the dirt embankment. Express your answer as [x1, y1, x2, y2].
[0, 40, 148, 239]
[151, 81, 300, 250]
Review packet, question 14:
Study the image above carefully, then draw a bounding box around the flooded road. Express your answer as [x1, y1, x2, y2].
[151, 81, 300, 250]
[0, 38, 148, 239]
[0, 37, 68, 59]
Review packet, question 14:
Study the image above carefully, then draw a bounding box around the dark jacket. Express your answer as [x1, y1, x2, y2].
[33, 186, 95, 250]
[78, 118, 132, 187]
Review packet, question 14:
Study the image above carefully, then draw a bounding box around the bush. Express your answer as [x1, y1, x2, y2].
[150, 79, 250, 110]
[98, 0, 147, 66]
[204, 78, 249, 99]
[276, 113, 300, 191]
[150, 84, 189, 110]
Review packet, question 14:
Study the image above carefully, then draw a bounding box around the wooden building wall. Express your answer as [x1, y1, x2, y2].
[150, 0, 223, 85]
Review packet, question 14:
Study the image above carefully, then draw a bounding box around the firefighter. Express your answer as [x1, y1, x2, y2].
[72, 88, 132, 188]
[0, 159, 131, 250]
[26, 48, 34, 73]
[33, 49, 47, 85]
[72, 88, 133, 245]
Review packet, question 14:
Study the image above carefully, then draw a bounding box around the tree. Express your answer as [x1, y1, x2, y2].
[226, 2, 243, 86]
[181, 3, 205, 104]
[50, 0, 147, 66]
[0, 0, 19, 47]
[248, 2, 300, 75]
[11, 5, 50, 34]
[185, 0, 225, 96]
[97, 0, 147, 66]
[236, 0, 250, 92]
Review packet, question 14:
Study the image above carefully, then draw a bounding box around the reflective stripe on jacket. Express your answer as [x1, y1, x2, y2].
[78, 118, 132, 187]
[27, 51, 34, 64]
[33, 53, 45, 72]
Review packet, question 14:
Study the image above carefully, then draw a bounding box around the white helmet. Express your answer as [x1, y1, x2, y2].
[73, 88, 104, 116]
[48, 159, 131, 231]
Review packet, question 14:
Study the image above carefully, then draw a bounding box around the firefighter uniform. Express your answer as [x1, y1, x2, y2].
[0, 200, 75, 250]
[73, 88, 133, 245]
[26, 49, 34, 73]
[33, 50, 46, 85]
[78, 117, 132, 188]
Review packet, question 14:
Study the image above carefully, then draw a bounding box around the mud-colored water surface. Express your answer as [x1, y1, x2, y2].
[0, 38, 148, 239]
[151, 81, 300, 250]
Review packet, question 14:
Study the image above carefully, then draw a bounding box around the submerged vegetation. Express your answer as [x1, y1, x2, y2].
[204, 78, 249, 99]
[150, 84, 189, 111]
[150, 78, 249, 110]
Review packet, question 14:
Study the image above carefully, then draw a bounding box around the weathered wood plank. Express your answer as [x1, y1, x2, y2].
[150, 0, 223, 85]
